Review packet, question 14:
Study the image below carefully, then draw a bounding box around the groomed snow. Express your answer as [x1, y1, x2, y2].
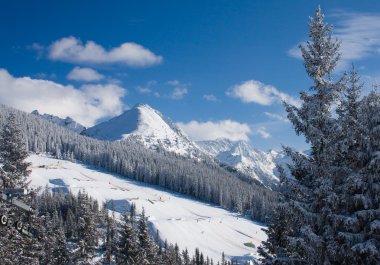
[27, 154, 267, 264]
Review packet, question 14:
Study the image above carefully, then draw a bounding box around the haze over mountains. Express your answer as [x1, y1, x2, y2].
[34, 103, 288, 188]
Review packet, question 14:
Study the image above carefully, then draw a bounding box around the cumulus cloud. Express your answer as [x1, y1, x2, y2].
[67, 66, 104, 82]
[264, 112, 289, 123]
[48, 36, 163, 67]
[289, 12, 380, 71]
[177, 120, 251, 141]
[0, 69, 126, 127]
[167, 80, 188, 100]
[171, 87, 188, 99]
[136, 80, 157, 94]
[203, 94, 218, 102]
[137, 87, 152, 94]
[28, 43, 45, 59]
[166, 80, 180, 86]
[227, 80, 299, 106]
[254, 126, 271, 139]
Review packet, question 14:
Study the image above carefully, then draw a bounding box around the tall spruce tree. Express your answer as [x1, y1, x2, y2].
[260, 6, 344, 264]
[138, 208, 157, 264]
[74, 192, 98, 264]
[0, 112, 43, 264]
[116, 206, 139, 265]
[347, 90, 380, 264]
[0, 112, 31, 189]
[102, 210, 117, 264]
[325, 72, 380, 264]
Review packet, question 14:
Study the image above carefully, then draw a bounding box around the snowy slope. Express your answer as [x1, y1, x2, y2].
[83, 104, 202, 157]
[31, 110, 86, 133]
[197, 139, 285, 188]
[27, 154, 267, 264]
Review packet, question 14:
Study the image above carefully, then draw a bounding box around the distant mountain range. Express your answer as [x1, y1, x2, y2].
[35, 104, 291, 188]
[31, 110, 86, 134]
[197, 139, 288, 188]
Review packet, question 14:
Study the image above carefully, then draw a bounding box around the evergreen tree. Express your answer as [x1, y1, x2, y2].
[0, 113, 43, 264]
[52, 226, 70, 265]
[261, 6, 344, 264]
[258, 202, 292, 264]
[74, 192, 98, 264]
[138, 208, 157, 264]
[342, 90, 380, 264]
[0, 112, 31, 189]
[103, 209, 117, 264]
[116, 208, 139, 265]
[182, 248, 191, 265]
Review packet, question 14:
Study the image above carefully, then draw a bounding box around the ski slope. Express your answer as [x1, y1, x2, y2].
[27, 154, 267, 263]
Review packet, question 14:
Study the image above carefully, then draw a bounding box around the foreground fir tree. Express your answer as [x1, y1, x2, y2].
[102, 210, 117, 264]
[258, 202, 292, 264]
[260, 6, 342, 264]
[74, 192, 99, 264]
[260, 6, 380, 265]
[0, 112, 31, 189]
[138, 208, 158, 264]
[321, 69, 380, 264]
[347, 90, 380, 264]
[116, 205, 139, 265]
[0, 113, 45, 264]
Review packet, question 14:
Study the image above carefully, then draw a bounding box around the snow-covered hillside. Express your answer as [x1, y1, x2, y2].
[31, 110, 86, 133]
[83, 104, 202, 158]
[27, 154, 267, 264]
[197, 139, 286, 188]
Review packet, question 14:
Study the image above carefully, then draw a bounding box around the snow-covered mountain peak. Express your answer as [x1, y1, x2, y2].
[198, 138, 264, 158]
[31, 110, 86, 133]
[197, 139, 283, 188]
[83, 103, 201, 157]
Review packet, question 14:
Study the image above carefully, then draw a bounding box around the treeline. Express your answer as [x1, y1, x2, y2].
[0, 104, 276, 222]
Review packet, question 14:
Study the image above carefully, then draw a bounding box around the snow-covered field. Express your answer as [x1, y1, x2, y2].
[27, 154, 267, 263]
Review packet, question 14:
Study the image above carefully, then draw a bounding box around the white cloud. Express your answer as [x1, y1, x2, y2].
[166, 80, 180, 86]
[137, 87, 152, 94]
[28, 43, 45, 59]
[254, 126, 271, 139]
[0, 69, 127, 127]
[227, 80, 299, 106]
[287, 46, 302, 59]
[177, 120, 251, 141]
[136, 80, 157, 94]
[203, 94, 218, 102]
[171, 87, 188, 99]
[48, 36, 163, 67]
[34, 72, 57, 80]
[335, 13, 380, 62]
[167, 80, 188, 100]
[264, 112, 289, 123]
[67, 67, 104, 82]
[289, 12, 380, 71]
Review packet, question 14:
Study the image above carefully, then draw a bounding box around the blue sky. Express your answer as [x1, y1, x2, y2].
[1, 0, 380, 151]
